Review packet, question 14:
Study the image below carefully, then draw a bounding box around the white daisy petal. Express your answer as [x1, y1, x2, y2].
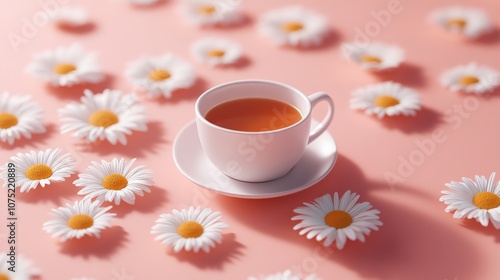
[125, 53, 196, 99]
[191, 38, 242, 66]
[1, 148, 75, 192]
[429, 6, 493, 39]
[248, 269, 321, 280]
[258, 6, 329, 47]
[121, 0, 158, 5]
[350, 81, 422, 119]
[0, 92, 46, 145]
[43, 199, 116, 242]
[51, 6, 89, 28]
[440, 62, 500, 94]
[59, 89, 148, 145]
[151, 206, 229, 253]
[181, 0, 243, 27]
[26, 44, 104, 87]
[0, 254, 39, 279]
[292, 192, 382, 250]
[342, 42, 404, 71]
[441, 172, 500, 228]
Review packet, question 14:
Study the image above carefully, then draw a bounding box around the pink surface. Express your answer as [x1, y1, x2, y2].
[1, 0, 500, 279]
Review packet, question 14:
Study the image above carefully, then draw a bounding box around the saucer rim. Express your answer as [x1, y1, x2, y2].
[172, 120, 338, 199]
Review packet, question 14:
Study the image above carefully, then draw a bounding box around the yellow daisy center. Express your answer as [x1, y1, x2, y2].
[208, 49, 226, 57]
[198, 5, 216, 15]
[473, 191, 500, 210]
[25, 164, 53, 180]
[149, 69, 171, 82]
[361, 55, 382, 64]
[0, 273, 10, 280]
[178, 221, 204, 238]
[53, 63, 77, 75]
[0, 112, 18, 129]
[459, 75, 480, 86]
[447, 18, 467, 29]
[324, 210, 353, 229]
[282, 22, 304, 32]
[102, 173, 128, 190]
[88, 110, 119, 128]
[374, 95, 400, 108]
[67, 214, 94, 230]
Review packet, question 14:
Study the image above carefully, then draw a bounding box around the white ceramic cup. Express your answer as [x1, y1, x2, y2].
[195, 80, 334, 182]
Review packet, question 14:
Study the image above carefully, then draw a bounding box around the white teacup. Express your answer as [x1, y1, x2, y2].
[195, 80, 334, 182]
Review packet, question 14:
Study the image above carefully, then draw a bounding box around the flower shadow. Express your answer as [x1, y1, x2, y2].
[468, 28, 500, 44]
[129, 0, 168, 9]
[460, 219, 500, 243]
[86, 121, 167, 158]
[217, 153, 479, 280]
[45, 73, 115, 101]
[167, 233, 245, 270]
[17, 179, 79, 205]
[111, 185, 169, 218]
[0, 123, 56, 151]
[56, 22, 96, 34]
[372, 63, 426, 88]
[59, 226, 128, 259]
[378, 106, 443, 134]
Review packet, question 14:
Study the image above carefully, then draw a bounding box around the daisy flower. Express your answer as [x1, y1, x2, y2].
[429, 6, 493, 39]
[181, 0, 243, 27]
[248, 269, 320, 280]
[125, 53, 196, 98]
[342, 42, 405, 71]
[121, 0, 159, 5]
[440, 173, 500, 228]
[43, 199, 116, 241]
[0, 254, 39, 280]
[51, 7, 89, 28]
[292, 191, 382, 250]
[440, 62, 500, 94]
[26, 44, 104, 87]
[0, 92, 45, 145]
[74, 158, 154, 205]
[258, 6, 329, 47]
[350, 82, 422, 119]
[151, 206, 229, 253]
[59, 89, 148, 145]
[1, 148, 75, 193]
[191, 37, 242, 66]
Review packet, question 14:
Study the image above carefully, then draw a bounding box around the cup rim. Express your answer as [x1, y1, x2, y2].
[195, 79, 312, 135]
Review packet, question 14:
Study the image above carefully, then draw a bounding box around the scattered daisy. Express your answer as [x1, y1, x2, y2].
[59, 89, 148, 145]
[258, 6, 329, 47]
[248, 269, 320, 280]
[74, 158, 154, 205]
[26, 44, 104, 87]
[429, 6, 493, 39]
[181, 0, 243, 27]
[1, 148, 75, 193]
[191, 37, 242, 66]
[440, 173, 500, 228]
[350, 81, 422, 119]
[292, 191, 382, 250]
[125, 53, 196, 98]
[0, 92, 45, 145]
[51, 7, 89, 28]
[0, 254, 39, 280]
[151, 206, 229, 253]
[43, 199, 116, 241]
[121, 0, 159, 5]
[440, 62, 500, 94]
[341, 42, 405, 71]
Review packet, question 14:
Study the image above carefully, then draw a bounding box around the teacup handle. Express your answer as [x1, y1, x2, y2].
[308, 92, 334, 143]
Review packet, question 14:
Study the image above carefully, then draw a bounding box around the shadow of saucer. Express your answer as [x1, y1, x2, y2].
[0, 123, 56, 151]
[17, 179, 79, 205]
[167, 233, 245, 270]
[45, 74, 115, 100]
[56, 22, 96, 34]
[59, 226, 128, 259]
[379, 106, 443, 134]
[111, 185, 168, 218]
[372, 63, 426, 88]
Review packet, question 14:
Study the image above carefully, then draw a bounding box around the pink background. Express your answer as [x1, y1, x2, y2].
[1, 0, 500, 279]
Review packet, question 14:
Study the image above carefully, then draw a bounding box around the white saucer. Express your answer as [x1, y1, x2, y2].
[172, 120, 337, 199]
